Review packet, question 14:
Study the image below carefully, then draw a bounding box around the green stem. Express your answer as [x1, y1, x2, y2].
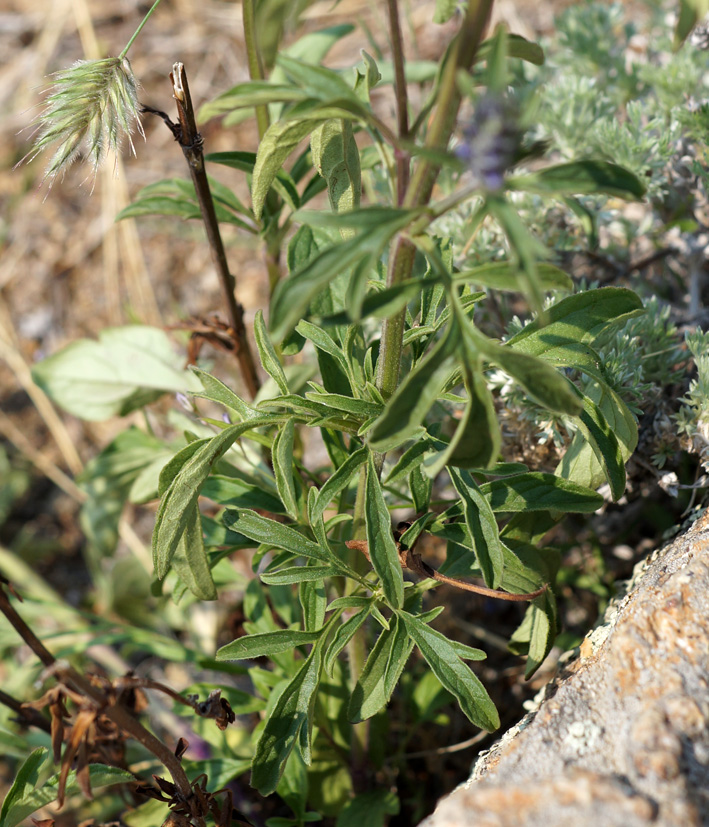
[387, 0, 410, 206]
[119, 0, 164, 59]
[345, 467, 370, 789]
[243, 0, 270, 140]
[404, 0, 494, 210]
[375, 0, 494, 400]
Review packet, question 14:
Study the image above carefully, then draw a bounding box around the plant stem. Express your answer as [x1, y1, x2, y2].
[119, 0, 164, 59]
[170, 62, 261, 399]
[242, 0, 270, 140]
[375, 0, 494, 399]
[0, 583, 202, 823]
[404, 0, 494, 210]
[387, 0, 410, 206]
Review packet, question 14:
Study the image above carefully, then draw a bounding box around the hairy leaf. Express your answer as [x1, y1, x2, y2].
[399, 612, 499, 731]
[509, 160, 646, 200]
[153, 418, 278, 579]
[365, 454, 404, 608]
[251, 641, 324, 795]
[223, 509, 332, 564]
[217, 629, 321, 661]
[448, 468, 504, 589]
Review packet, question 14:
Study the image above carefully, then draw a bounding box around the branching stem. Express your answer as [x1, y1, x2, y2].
[0, 582, 201, 822]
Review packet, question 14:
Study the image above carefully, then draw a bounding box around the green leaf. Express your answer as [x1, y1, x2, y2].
[557, 380, 637, 493]
[483, 472, 603, 513]
[300, 575, 327, 632]
[217, 629, 321, 661]
[270, 210, 419, 342]
[296, 320, 353, 388]
[317, 278, 433, 326]
[477, 32, 545, 66]
[449, 640, 487, 661]
[486, 197, 547, 316]
[270, 237, 366, 342]
[368, 323, 458, 452]
[435, 472, 603, 517]
[32, 326, 201, 421]
[365, 453, 404, 608]
[205, 151, 300, 211]
[170, 501, 217, 600]
[201, 475, 285, 515]
[448, 468, 503, 589]
[470, 328, 582, 415]
[675, 0, 709, 47]
[191, 366, 261, 422]
[354, 51, 381, 103]
[313, 446, 368, 521]
[199, 82, 307, 120]
[454, 261, 572, 293]
[423, 363, 501, 475]
[152, 417, 277, 579]
[295, 205, 421, 231]
[2, 764, 134, 827]
[223, 509, 332, 563]
[509, 590, 557, 679]
[0, 748, 49, 827]
[273, 420, 299, 520]
[261, 565, 337, 586]
[254, 310, 289, 396]
[277, 55, 361, 103]
[509, 161, 646, 200]
[399, 611, 498, 730]
[252, 118, 325, 220]
[251, 642, 325, 795]
[305, 391, 381, 420]
[311, 119, 361, 233]
[116, 177, 255, 230]
[433, 0, 457, 23]
[507, 287, 645, 356]
[385, 439, 437, 484]
[348, 616, 413, 722]
[409, 465, 432, 512]
[116, 194, 202, 221]
[336, 790, 399, 827]
[324, 610, 370, 676]
[572, 389, 626, 500]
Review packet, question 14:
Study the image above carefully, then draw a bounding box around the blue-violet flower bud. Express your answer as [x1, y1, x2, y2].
[456, 94, 521, 191]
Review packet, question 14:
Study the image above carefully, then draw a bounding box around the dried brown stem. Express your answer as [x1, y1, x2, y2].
[0, 582, 203, 823]
[0, 688, 52, 733]
[168, 62, 261, 400]
[345, 539, 547, 602]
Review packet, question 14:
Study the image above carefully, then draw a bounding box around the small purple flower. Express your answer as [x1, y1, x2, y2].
[175, 391, 192, 411]
[456, 94, 520, 191]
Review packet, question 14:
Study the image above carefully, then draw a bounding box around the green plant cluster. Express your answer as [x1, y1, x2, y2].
[2, 1, 709, 826]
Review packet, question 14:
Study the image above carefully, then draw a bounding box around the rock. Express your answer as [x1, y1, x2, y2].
[419, 509, 709, 827]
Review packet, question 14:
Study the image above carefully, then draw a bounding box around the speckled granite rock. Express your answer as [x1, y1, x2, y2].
[419, 509, 709, 827]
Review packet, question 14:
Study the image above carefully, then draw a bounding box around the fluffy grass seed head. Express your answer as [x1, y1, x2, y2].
[22, 57, 144, 187]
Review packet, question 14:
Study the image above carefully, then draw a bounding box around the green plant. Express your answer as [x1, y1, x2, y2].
[4, 1, 708, 825]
